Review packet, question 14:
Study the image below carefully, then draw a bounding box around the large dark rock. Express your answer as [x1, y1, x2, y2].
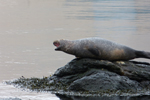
[51, 58, 150, 93]
[68, 70, 141, 91]
[7, 58, 150, 96]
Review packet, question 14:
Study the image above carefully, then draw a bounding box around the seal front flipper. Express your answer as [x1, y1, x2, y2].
[87, 47, 100, 56]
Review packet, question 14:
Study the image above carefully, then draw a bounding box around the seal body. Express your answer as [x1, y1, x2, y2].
[53, 37, 150, 61]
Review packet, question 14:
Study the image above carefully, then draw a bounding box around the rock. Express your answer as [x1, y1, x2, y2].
[50, 58, 150, 94]
[68, 70, 141, 92]
[55, 94, 150, 100]
[54, 58, 150, 82]
[6, 58, 150, 96]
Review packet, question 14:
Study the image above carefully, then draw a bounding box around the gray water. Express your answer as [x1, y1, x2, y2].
[0, 0, 150, 100]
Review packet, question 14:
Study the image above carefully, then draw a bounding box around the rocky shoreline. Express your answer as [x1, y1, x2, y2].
[6, 58, 150, 96]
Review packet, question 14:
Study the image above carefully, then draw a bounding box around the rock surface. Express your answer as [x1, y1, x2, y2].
[50, 58, 150, 93]
[6, 58, 150, 96]
[55, 94, 150, 100]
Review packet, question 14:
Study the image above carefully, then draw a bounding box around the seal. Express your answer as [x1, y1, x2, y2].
[53, 37, 150, 61]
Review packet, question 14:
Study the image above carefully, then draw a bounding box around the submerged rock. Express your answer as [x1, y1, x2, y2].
[6, 58, 150, 96]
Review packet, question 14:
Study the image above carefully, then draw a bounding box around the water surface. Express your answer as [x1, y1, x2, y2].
[0, 0, 150, 99]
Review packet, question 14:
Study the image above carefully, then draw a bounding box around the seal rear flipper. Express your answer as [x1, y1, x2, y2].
[87, 48, 100, 56]
[135, 51, 150, 59]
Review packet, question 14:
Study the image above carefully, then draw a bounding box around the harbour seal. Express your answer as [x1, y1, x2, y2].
[53, 37, 150, 61]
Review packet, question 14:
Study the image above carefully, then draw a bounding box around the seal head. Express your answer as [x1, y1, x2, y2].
[53, 39, 73, 52]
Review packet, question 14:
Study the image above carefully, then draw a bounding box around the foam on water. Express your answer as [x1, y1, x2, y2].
[0, 83, 59, 100]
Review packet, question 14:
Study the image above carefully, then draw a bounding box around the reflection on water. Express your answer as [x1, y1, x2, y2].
[56, 94, 150, 100]
[0, 0, 150, 99]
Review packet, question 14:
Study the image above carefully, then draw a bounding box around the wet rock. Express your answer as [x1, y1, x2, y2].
[68, 70, 141, 91]
[54, 58, 150, 82]
[52, 58, 150, 92]
[56, 94, 150, 100]
[6, 58, 150, 96]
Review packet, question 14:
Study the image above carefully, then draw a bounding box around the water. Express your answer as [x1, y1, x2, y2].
[0, 0, 150, 99]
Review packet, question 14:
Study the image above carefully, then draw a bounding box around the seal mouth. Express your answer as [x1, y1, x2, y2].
[53, 40, 61, 50]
